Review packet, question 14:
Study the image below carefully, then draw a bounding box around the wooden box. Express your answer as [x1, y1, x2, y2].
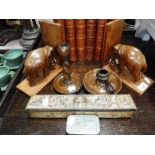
[26, 94, 137, 118]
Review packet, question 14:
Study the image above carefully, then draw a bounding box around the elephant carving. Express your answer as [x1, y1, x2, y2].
[23, 46, 55, 86]
[110, 44, 147, 83]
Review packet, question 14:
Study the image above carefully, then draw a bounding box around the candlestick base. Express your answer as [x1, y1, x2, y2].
[53, 72, 83, 94]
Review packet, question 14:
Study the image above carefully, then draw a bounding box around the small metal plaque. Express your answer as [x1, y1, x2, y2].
[66, 115, 100, 135]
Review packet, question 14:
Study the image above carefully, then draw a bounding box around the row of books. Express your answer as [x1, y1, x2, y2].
[54, 19, 108, 62]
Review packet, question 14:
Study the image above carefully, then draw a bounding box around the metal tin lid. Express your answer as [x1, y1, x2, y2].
[66, 115, 100, 135]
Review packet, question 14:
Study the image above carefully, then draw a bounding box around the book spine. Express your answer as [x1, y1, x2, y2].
[86, 19, 97, 61]
[54, 19, 66, 42]
[75, 19, 86, 62]
[64, 19, 77, 62]
[95, 19, 107, 61]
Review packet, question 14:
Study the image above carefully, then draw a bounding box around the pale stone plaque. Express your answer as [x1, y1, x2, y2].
[25, 94, 137, 118]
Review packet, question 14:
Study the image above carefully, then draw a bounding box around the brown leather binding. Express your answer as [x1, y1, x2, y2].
[75, 19, 86, 62]
[95, 19, 107, 61]
[65, 19, 77, 61]
[86, 19, 97, 61]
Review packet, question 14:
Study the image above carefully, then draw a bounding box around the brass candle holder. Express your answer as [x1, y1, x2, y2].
[83, 69, 122, 95]
[53, 42, 83, 94]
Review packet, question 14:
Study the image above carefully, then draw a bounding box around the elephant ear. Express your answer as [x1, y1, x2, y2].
[45, 46, 55, 57]
[45, 46, 54, 52]
[113, 44, 122, 55]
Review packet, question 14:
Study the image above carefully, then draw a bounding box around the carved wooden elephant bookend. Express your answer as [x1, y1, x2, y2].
[23, 46, 55, 86]
[111, 44, 147, 83]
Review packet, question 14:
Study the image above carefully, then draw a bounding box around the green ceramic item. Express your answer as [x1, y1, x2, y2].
[0, 66, 15, 88]
[0, 49, 23, 67]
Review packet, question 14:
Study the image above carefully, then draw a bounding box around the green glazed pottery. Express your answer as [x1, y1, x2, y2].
[0, 66, 11, 87]
[0, 49, 23, 67]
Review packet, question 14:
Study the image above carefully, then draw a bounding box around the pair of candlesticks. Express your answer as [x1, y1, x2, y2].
[53, 42, 120, 94]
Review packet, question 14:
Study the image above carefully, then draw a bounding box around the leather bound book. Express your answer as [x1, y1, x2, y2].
[54, 19, 66, 42]
[65, 19, 76, 61]
[86, 19, 97, 61]
[95, 19, 107, 61]
[75, 19, 86, 62]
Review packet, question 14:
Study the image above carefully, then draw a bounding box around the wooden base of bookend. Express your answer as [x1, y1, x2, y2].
[25, 94, 137, 118]
[104, 64, 154, 96]
[16, 65, 63, 96]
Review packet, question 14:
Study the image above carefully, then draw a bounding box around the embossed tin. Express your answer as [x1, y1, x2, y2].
[25, 94, 137, 118]
[66, 115, 100, 135]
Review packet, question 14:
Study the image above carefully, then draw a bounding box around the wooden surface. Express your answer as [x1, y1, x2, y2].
[16, 65, 63, 96]
[100, 19, 124, 66]
[0, 61, 155, 134]
[39, 20, 63, 47]
[54, 19, 66, 42]
[104, 64, 154, 96]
